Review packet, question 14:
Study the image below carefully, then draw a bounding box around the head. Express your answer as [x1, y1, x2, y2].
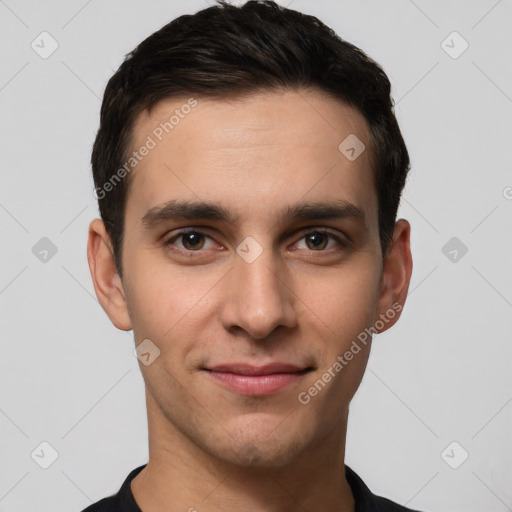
[88, 0, 412, 469]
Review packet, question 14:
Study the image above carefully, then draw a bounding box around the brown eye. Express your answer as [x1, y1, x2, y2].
[164, 230, 216, 252]
[305, 232, 329, 250]
[295, 231, 343, 251]
[181, 232, 205, 250]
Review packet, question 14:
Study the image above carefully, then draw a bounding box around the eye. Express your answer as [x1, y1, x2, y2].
[162, 228, 346, 256]
[294, 230, 343, 251]
[163, 230, 216, 252]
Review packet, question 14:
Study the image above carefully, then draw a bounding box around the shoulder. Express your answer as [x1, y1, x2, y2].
[79, 465, 146, 512]
[372, 494, 424, 512]
[81, 497, 117, 512]
[345, 464, 426, 512]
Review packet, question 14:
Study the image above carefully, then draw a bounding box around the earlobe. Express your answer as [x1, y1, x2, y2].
[87, 218, 132, 331]
[375, 219, 413, 333]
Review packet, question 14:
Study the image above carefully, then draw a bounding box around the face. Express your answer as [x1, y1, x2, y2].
[89, 88, 411, 469]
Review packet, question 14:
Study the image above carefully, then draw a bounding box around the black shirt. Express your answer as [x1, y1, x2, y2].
[81, 464, 424, 512]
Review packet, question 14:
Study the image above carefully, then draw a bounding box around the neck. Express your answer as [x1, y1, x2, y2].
[131, 393, 355, 512]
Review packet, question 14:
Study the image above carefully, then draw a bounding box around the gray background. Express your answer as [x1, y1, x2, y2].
[1, 0, 511, 511]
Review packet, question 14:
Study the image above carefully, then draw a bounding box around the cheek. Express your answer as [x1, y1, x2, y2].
[123, 254, 224, 352]
[299, 260, 382, 340]
[295, 266, 380, 417]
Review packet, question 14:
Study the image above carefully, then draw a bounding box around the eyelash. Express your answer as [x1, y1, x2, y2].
[162, 228, 347, 255]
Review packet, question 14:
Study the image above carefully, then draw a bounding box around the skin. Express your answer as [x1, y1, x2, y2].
[87, 87, 412, 512]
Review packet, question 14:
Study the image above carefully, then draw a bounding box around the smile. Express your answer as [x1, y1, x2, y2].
[203, 363, 313, 396]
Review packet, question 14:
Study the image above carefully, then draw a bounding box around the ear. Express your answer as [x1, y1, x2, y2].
[375, 219, 413, 333]
[87, 218, 132, 331]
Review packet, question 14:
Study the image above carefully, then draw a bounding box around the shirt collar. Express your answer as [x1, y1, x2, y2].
[118, 463, 389, 512]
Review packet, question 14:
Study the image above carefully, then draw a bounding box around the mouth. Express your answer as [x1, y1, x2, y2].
[203, 363, 314, 396]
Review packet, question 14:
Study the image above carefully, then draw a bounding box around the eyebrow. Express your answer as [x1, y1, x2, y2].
[141, 199, 367, 230]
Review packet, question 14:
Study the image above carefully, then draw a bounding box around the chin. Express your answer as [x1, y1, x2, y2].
[221, 442, 300, 470]
[214, 426, 310, 470]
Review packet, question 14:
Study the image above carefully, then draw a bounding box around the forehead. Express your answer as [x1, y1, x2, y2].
[126, 88, 376, 227]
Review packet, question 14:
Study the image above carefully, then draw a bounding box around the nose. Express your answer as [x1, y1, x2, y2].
[220, 242, 297, 340]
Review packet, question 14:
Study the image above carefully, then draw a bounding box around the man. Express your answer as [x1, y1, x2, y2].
[85, 1, 418, 510]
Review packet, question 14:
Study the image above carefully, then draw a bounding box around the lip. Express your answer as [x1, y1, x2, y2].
[204, 363, 313, 396]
